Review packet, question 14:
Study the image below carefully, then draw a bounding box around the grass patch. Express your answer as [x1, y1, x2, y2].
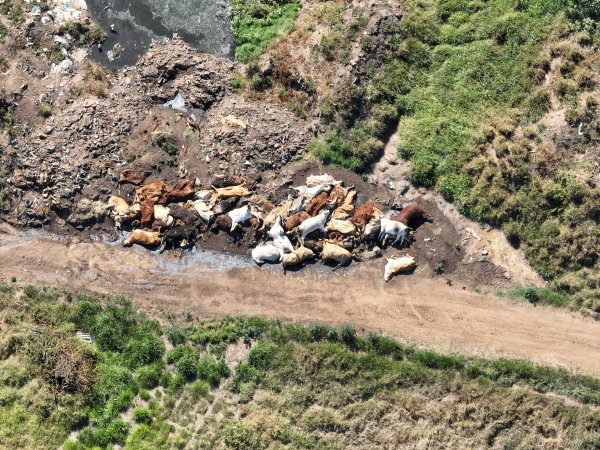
[1, 286, 599, 448]
[231, 0, 301, 63]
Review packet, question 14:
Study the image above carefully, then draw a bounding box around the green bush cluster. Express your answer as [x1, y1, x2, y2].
[58, 21, 106, 47]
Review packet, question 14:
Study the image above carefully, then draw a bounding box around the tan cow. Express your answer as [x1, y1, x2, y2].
[212, 184, 250, 199]
[282, 246, 315, 269]
[321, 242, 352, 270]
[384, 255, 416, 282]
[122, 229, 160, 247]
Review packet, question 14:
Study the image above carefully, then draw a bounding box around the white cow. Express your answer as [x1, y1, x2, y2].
[268, 217, 294, 254]
[228, 205, 259, 232]
[384, 255, 416, 282]
[297, 209, 330, 243]
[251, 242, 282, 265]
[378, 218, 409, 246]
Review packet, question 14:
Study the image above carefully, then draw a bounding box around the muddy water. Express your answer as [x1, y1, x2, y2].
[87, 0, 235, 69]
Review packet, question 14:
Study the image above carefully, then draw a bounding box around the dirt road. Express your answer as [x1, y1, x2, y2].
[2, 228, 600, 376]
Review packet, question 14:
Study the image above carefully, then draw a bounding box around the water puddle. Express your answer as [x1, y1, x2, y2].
[87, 0, 235, 70]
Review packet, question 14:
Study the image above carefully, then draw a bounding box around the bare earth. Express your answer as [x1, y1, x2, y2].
[2, 227, 600, 377]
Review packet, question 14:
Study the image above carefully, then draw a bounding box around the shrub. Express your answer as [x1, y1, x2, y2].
[136, 363, 163, 389]
[190, 380, 210, 400]
[166, 326, 187, 347]
[197, 355, 229, 386]
[176, 353, 198, 381]
[524, 287, 539, 304]
[302, 409, 348, 432]
[307, 322, 338, 342]
[103, 418, 130, 445]
[223, 422, 261, 450]
[133, 407, 153, 424]
[434, 262, 445, 275]
[410, 350, 465, 370]
[38, 103, 52, 118]
[340, 323, 357, 348]
[248, 340, 277, 369]
[125, 330, 165, 368]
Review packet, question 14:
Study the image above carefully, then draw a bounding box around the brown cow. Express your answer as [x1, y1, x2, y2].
[165, 179, 195, 203]
[136, 181, 167, 203]
[391, 203, 432, 229]
[139, 198, 157, 228]
[284, 211, 311, 232]
[211, 214, 233, 233]
[349, 202, 375, 230]
[118, 169, 149, 186]
[305, 192, 329, 216]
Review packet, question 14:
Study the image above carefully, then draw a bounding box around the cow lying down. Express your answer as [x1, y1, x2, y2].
[251, 242, 282, 265]
[384, 256, 416, 282]
[282, 246, 315, 270]
[321, 242, 352, 270]
[122, 230, 160, 247]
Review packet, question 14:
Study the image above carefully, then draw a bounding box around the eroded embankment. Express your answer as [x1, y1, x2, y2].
[1, 227, 600, 377]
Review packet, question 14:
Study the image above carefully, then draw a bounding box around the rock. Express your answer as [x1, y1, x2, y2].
[66, 199, 109, 227]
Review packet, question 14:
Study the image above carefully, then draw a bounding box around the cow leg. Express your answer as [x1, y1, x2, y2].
[158, 238, 167, 254]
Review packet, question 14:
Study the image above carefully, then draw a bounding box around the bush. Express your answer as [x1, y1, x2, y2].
[125, 330, 165, 368]
[38, 103, 52, 118]
[103, 419, 130, 445]
[190, 380, 210, 400]
[136, 363, 163, 389]
[524, 287, 539, 304]
[307, 322, 338, 342]
[410, 350, 465, 370]
[340, 323, 357, 348]
[197, 355, 229, 387]
[176, 353, 198, 381]
[133, 407, 153, 424]
[166, 326, 186, 347]
[248, 340, 277, 369]
[302, 409, 348, 432]
[223, 422, 261, 450]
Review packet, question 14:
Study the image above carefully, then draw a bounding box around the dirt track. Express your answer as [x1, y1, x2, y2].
[2, 228, 600, 377]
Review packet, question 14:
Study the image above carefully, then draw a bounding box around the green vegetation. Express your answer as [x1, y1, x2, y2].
[59, 21, 106, 47]
[497, 285, 570, 308]
[152, 133, 179, 167]
[231, 0, 301, 63]
[1, 284, 599, 448]
[38, 103, 52, 118]
[303, 0, 600, 312]
[47, 45, 66, 65]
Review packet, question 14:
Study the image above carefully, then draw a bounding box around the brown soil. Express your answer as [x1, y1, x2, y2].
[1, 225, 599, 377]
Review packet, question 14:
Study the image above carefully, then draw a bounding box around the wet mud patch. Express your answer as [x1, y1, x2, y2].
[88, 0, 235, 69]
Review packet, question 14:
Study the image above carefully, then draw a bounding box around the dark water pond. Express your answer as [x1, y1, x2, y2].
[87, 0, 235, 70]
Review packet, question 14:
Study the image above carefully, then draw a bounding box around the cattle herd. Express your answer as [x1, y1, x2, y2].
[107, 173, 432, 282]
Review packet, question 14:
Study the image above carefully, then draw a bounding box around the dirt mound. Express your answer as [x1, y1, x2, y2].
[2, 38, 311, 231]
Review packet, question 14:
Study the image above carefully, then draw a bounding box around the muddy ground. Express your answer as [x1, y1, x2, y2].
[1, 225, 599, 377]
[0, 0, 571, 379]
